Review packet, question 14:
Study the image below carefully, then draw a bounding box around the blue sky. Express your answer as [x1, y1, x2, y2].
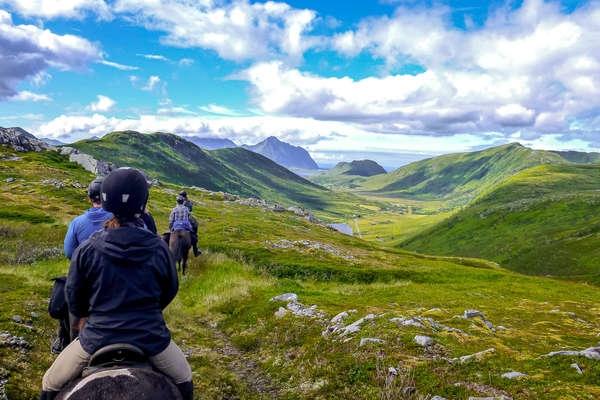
[1, 0, 599, 167]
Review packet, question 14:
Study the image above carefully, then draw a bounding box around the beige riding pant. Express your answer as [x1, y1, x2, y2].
[42, 339, 193, 391]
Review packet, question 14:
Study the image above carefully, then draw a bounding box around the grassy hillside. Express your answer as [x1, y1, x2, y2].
[551, 150, 600, 164]
[402, 164, 600, 285]
[1, 145, 600, 399]
[357, 143, 566, 208]
[69, 131, 374, 220]
[309, 160, 386, 189]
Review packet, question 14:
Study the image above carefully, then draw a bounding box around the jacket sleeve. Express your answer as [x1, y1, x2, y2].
[158, 243, 178, 309]
[63, 219, 79, 260]
[65, 244, 91, 318]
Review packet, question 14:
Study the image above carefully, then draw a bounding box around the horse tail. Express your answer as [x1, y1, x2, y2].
[174, 232, 184, 263]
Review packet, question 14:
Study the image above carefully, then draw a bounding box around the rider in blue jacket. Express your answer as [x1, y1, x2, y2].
[63, 178, 112, 259]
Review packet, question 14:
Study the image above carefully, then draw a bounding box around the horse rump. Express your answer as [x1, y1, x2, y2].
[56, 367, 182, 400]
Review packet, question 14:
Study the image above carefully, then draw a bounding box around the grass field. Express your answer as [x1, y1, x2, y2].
[1, 147, 600, 399]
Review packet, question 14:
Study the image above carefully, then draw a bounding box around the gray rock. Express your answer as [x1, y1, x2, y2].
[580, 347, 600, 360]
[60, 147, 116, 176]
[403, 387, 416, 395]
[1, 154, 21, 161]
[571, 363, 583, 374]
[451, 348, 495, 363]
[4, 177, 15, 183]
[274, 307, 288, 319]
[269, 293, 298, 302]
[464, 309, 486, 320]
[287, 205, 305, 215]
[30, 312, 39, 318]
[330, 311, 349, 324]
[359, 337, 385, 346]
[501, 371, 526, 379]
[430, 397, 447, 400]
[414, 335, 434, 346]
[544, 350, 581, 357]
[339, 314, 376, 336]
[388, 366, 398, 376]
[12, 315, 22, 323]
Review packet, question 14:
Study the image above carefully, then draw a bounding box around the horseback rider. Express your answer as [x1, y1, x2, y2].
[63, 177, 112, 260]
[170, 195, 200, 257]
[41, 168, 193, 400]
[179, 190, 193, 212]
[51, 178, 113, 355]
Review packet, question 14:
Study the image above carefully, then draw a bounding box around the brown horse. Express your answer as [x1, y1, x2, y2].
[169, 229, 191, 275]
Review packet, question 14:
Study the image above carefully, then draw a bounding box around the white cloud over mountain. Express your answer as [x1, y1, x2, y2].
[0, 10, 101, 100]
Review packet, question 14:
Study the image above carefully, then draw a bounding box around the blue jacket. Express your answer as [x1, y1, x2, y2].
[64, 207, 113, 259]
[65, 220, 178, 356]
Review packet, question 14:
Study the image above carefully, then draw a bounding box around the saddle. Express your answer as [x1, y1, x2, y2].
[83, 343, 151, 378]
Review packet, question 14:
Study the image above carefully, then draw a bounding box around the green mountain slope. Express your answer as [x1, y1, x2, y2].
[69, 131, 370, 220]
[309, 160, 386, 189]
[2, 144, 600, 399]
[402, 164, 600, 284]
[551, 150, 600, 164]
[357, 143, 566, 207]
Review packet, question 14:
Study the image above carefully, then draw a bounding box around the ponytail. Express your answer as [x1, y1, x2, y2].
[104, 216, 121, 228]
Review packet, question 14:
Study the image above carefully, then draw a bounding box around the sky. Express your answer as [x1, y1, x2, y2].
[1, 0, 599, 168]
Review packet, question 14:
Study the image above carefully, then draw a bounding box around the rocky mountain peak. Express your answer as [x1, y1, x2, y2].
[0, 127, 53, 152]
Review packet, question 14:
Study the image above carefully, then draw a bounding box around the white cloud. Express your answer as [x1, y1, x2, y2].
[0, 0, 112, 20]
[142, 76, 161, 91]
[199, 104, 239, 116]
[87, 95, 115, 112]
[178, 58, 194, 67]
[112, 0, 318, 63]
[230, 0, 600, 142]
[157, 106, 197, 116]
[9, 91, 51, 102]
[99, 60, 139, 71]
[0, 10, 101, 100]
[137, 53, 170, 62]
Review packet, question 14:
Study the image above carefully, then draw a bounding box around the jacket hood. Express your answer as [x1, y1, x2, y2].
[92, 222, 160, 264]
[87, 207, 113, 224]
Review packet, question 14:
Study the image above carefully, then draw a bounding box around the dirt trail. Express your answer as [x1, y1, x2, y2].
[203, 322, 282, 399]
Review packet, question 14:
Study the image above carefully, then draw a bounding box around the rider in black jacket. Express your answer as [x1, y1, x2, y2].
[41, 168, 193, 400]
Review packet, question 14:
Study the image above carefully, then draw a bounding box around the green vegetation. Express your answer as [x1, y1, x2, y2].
[402, 164, 600, 285]
[356, 143, 566, 208]
[1, 146, 600, 399]
[551, 150, 600, 164]
[70, 131, 377, 221]
[309, 160, 386, 189]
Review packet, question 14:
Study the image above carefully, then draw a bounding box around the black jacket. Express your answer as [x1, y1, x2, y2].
[65, 220, 178, 356]
[141, 212, 158, 234]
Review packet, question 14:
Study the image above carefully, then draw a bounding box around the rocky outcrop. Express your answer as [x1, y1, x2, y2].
[327, 223, 353, 236]
[59, 147, 116, 176]
[0, 127, 53, 152]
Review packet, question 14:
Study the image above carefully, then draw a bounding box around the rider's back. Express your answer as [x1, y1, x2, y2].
[64, 207, 113, 259]
[66, 221, 178, 357]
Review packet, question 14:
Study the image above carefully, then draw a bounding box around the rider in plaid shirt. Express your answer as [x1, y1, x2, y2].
[169, 196, 200, 256]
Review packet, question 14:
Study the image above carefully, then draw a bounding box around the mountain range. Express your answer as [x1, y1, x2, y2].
[68, 130, 370, 219]
[185, 136, 237, 150]
[243, 136, 319, 170]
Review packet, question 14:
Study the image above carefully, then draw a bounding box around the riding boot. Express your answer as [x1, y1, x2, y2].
[192, 242, 200, 257]
[40, 391, 59, 400]
[176, 381, 194, 400]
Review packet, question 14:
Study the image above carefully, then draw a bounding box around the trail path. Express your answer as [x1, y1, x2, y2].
[202, 322, 283, 399]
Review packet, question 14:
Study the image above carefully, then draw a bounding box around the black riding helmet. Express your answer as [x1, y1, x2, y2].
[179, 190, 187, 197]
[101, 168, 149, 218]
[88, 177, 103, 203]
[176, 195, 184, 204]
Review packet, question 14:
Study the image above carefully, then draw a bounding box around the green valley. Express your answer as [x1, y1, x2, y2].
[1, 143, 600, 399]
[69, 131, 374, 220]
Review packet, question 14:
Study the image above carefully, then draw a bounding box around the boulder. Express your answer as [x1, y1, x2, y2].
[274, 307, 287, 319]
[359, 338, 385, 346]
[451, 348, 495, 363]
[571, 363, 583, 374]
[269, 293, 298, 302]
[330, 311, 349, 324]
[501, 371, 526, 379]
[65, 148, 116, 176]
[464, 310, 486, 320]
[4, 177, 15, 183]
[414, 335, 434, 346]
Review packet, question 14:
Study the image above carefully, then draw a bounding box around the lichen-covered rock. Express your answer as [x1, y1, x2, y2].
[359, 338, 385, 346]
[450, 348, 495, 363]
